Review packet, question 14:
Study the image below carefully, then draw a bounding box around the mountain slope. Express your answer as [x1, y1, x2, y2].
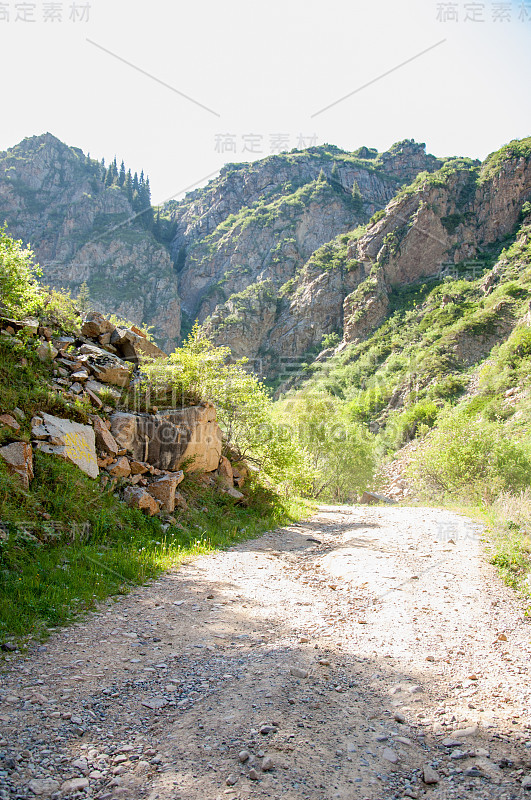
[0, 133, 180, 349]
[204, 140, 531, 379]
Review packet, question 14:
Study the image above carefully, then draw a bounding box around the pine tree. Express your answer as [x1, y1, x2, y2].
[125, 169, 133, 202]
[144, 176, 152, 206]
[351, 179, 363, 214]
[77, 281, 91, 313]
[331, 162, 340, 185]
[118, 160, 126, 187]
[140, 176, 154, 229]
[104, 166, 114, 187]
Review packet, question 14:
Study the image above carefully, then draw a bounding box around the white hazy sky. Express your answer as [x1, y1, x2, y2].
[1, 0, 530, 204]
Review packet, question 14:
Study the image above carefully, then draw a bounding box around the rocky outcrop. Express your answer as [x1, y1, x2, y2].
[171, 143, 442, 342]
[0, 134, 180, 351]
[3, 131, 530, 381]
[0, 442, 34, 490]
[110, 404, 222, 473]
[205, 145, 531, 375]
[341, 151, 531, 344]
[32, 413, 99, 479]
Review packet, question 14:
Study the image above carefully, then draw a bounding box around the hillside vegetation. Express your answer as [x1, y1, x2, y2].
[1, 134, 531, 640]
[0, 229, 308, 644]
[275, 195, 531, 595]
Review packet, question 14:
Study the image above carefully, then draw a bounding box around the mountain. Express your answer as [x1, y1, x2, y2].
[1, 132, 530, 385]
[0, 133, 180, 350]
[201, 143, 531, 379]
[0, 134, 440, 354]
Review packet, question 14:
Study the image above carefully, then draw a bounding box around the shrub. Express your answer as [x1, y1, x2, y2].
[321, 332, 340, 349]
[408, 410, 531, 502]
[140, 325, 312, 492]
[276, 391, 376, 501]
[0, 225, 42, 316]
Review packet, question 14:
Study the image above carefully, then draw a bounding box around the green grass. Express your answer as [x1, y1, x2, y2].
[0, 451, 311, 643]
[0, 334, 91, 427]
[0, 326, 312, 645]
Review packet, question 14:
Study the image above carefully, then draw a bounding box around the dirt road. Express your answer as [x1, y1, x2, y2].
[2, 506, 531, 800]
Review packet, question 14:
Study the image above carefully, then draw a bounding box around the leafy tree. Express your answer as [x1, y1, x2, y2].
[275, 391, 375, 500]
[408, 409, 531, 502]
[140, 325, 313, 492]
[0, 225, 42, 316]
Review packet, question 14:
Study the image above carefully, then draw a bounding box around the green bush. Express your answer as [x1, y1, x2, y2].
[408, 410, 531, 502]
[275, 391, 375, 501]
[140, 325, 312, 492]
[0, 225, 42, 316]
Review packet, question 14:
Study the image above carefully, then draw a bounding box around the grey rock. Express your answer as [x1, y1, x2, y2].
[382, 747, 398, 763]
[289, 667, 308, 679]
[27, 778, 60, 796]
[422, 764, 440, 784]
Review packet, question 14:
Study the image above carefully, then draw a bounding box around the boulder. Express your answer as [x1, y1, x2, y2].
[130, 460, 149, 475]
[30, 416, 48, 439]
[34, 413, 99, 478]
[232, 461, 249, 488]
[123, 486, 160, 516]
[37, 342, 58, 361]
[360, 491, 394, 505]
[86, 389, 103, 409]
[20, 317, 39, 335]
[92, 416, 119, 456]
[147, 472, 184, 512]
[0, 442, 34, 489]
[110, 403, 222, 473]
[218, 455, 233, 488]
[106, 456, 131, 477]
[81, 312, 115, 339]
[71, 370, 89, 382]
[111, 327, 167, 363]
[53, 335, 75, 351]
[225, 486, 245, 502]
[0, 413, 20, 431]
[89, 354, 132, 388]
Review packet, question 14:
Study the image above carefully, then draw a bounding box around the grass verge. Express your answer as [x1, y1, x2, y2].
[0, 452, 312, 645]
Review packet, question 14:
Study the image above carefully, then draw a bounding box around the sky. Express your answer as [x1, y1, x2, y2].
[0, 0, 530, 204]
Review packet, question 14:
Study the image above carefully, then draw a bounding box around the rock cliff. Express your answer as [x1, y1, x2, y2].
[2, 132, 529, 382]
[203, 142, 531, 377]
[0, 134, 180, 350]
